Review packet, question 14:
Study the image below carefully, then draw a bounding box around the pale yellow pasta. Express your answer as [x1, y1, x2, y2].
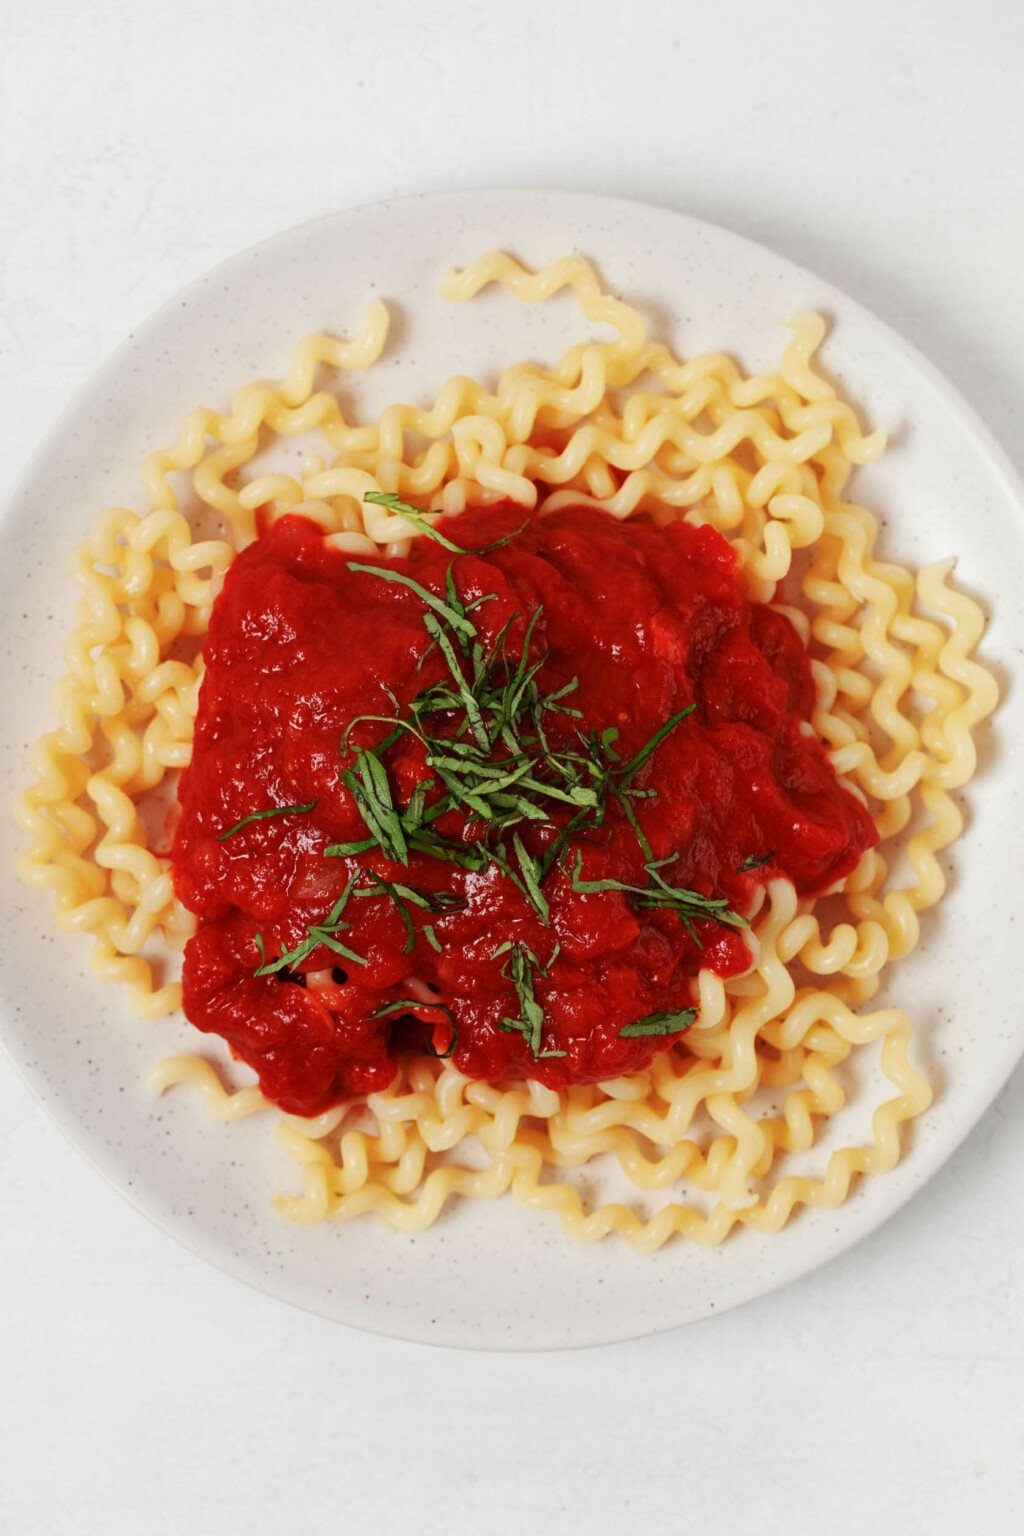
[14, 254, 998, 1249]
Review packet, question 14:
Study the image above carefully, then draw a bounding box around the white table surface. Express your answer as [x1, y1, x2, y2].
[1, 2, 1022, 1531]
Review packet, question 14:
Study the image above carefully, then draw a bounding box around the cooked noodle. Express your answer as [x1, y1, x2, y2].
[15, 254, 998, 1248]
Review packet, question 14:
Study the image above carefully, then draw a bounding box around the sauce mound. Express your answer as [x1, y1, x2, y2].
[172, 505, 876, 1115]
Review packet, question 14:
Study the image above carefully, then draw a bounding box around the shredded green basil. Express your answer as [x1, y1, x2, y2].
[368, 997, 458, 1058]
[619, 1008, 697, 1038]
[218, 801, 316, 841]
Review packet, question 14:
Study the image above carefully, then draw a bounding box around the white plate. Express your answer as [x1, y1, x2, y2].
[1, 191, 1021, 1351]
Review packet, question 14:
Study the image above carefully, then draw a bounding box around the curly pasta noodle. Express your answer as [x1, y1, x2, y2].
[16, 254, 998, 1249]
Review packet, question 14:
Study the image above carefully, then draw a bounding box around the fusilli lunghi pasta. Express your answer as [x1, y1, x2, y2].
[16, 255, 997, 1249]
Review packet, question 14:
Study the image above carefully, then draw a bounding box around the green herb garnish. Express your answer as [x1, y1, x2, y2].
[364, 491, 529, 554]
[493, 940, 564, 1059]
[353, 877, 463, 956]
[253, 875, 366, 976]
[337, 553, 695, 903]
[367, 997, 459, 1058]
[615, 704, 695, 787]
[324, 836, 379, 857]
[347, 561, 480, 643]
[511, 833, 550, 922]
[306, 535, 744, 1049]
[340, 748, 409, 865]
[619, 1008, 697, 1038]
[739, 851, 775, 872]
[218, 801, 316, 840]
[570, 849, 746, 941]
[338, 543, 737, 949]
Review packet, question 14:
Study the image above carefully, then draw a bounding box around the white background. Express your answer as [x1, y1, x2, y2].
[1, 2, 1022, 1531]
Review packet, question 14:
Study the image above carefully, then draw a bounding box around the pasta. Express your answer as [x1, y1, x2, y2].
[15, 253, 998, 1250]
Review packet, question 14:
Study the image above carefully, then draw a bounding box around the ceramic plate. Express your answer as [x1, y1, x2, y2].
[1, 191, 1021, 1349]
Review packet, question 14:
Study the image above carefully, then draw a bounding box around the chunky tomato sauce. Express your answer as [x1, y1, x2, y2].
[173, 505, 876, 1115]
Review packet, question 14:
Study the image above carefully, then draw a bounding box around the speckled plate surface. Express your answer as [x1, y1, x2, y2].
[0, 191, 1021, 1350]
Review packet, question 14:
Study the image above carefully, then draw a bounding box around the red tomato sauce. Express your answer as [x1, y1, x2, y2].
[172, 505, 876, 1115]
